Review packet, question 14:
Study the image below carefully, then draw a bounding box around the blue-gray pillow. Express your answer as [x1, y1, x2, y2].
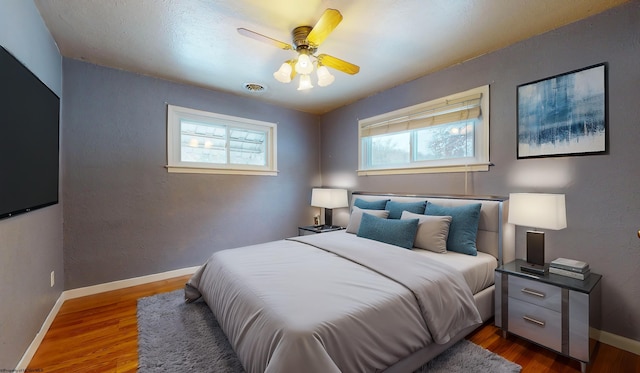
[346, 207, 390, 234]
[353, 198, 389, 210]
[357, 212, 419, 249]
[385, 200, 427, 219]
[425, 202, 481, 255]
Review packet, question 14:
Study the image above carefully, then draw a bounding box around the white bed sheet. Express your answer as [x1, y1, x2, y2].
[412, 248, 497, 294]
[186, 231, 483, 373]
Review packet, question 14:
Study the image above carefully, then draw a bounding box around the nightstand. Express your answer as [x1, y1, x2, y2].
[495, 259, 602, 373]
[298, 225, 345, 236]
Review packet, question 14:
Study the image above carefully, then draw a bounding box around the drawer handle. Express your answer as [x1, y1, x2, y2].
[523, 315, 546, 327]
[521, 288, 545, 298]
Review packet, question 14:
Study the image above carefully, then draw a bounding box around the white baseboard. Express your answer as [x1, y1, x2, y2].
[15, 266, 198, 371]
[15, 295, 66, 371]
[16, 265, 639, 370]
[64, 266, 199, 300]
[599, 330, 640, 356]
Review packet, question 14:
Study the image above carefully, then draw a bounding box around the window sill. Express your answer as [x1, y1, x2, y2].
[357, 163, 490, 176]
[166, 165, 278, 176]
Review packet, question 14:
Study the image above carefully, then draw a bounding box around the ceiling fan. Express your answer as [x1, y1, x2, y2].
[237, 8, 360, 90]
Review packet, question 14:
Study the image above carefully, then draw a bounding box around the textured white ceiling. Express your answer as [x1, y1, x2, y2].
[35, 0, 628, 114]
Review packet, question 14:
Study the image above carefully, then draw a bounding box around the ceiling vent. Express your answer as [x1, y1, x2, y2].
[243, 83, 266, 93]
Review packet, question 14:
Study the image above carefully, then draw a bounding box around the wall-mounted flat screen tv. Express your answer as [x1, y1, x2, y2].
[0, 46, 60, 220]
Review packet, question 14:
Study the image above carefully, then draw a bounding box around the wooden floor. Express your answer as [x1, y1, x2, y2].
[27, 276, 639, 373]
[27, 275, 192, 373]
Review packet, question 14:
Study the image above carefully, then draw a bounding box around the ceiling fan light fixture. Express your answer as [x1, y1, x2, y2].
[238, 9, 359, 91]
[294, 51, 313, 75]
[297, 74, 313, 90]
[316, 65, 335, 87]
[273, 62, 293, 83]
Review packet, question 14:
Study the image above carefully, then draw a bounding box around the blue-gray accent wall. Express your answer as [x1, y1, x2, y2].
[62, 59, 321, 289]
[3, 2, 640, 369]
[319, 2, 640, 342]
[0, 0, 63, 369]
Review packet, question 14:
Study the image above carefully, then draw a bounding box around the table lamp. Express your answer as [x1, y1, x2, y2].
[508, 193, 567, 274]
[311, 188, 348, 227]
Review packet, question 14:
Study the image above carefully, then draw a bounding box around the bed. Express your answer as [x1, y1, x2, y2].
[185, 192, 515, 373]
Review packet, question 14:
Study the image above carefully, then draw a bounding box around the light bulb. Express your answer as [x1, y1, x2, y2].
[297, 74, 313, 90]
[316, 66, 335, 87]
[295, 53, 313, 75]
[273, 62, 292, 83]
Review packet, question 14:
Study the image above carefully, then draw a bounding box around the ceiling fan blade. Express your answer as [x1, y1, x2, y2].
[307, 9, 343, 48]
[317, 54, 360, 75]
[237, 28, 293, 50]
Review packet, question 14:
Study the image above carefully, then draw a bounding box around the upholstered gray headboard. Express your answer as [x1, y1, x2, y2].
[350, 192, 515, 265]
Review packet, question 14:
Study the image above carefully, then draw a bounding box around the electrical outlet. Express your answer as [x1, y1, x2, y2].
[50, 271, 55, 287]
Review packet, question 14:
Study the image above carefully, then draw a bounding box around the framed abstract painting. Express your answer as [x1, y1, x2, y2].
[517, 63, 607, 159]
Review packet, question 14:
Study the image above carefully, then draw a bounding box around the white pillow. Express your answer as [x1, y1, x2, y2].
[401, 211, 452, 253]
[346, 207, 390, 233]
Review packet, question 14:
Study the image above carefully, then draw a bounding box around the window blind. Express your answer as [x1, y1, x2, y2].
[360, 93, 482, 137]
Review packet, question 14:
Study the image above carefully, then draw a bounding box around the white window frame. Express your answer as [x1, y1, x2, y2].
[357, 85, 490, 175]
[167, 104, 278, 175]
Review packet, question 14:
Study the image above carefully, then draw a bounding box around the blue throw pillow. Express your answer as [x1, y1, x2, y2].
[385, 200, 427, 219]
[425, 202, 481, 255]
[353, 198, 389, 210]
[357, 213, 419, 249]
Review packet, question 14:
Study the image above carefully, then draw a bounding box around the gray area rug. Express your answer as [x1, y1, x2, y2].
[138, 290, 521, 372]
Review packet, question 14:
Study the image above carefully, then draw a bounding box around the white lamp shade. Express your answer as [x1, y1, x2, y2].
[316, 66, 335, 87]
[294, 53, 313, 75]
[311, 188, 348, 209]
[297, 74, 313, 90]
[508, 193, 567, 230]
[273, 62, 292, 83]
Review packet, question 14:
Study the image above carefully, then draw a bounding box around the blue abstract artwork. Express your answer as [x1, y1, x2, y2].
[517, 64, 606, 158]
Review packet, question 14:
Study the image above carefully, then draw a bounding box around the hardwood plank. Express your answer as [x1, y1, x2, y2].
[27, 275, 190, 372]
[467, 323, 639, 372]
[27, 275, 638, 372]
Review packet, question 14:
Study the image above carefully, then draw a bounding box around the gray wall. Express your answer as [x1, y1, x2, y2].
[0, 0, 64, 369]
[3, 2, 638, 369]
[320, 2, 640, 341]
[62, 59, 321, 289]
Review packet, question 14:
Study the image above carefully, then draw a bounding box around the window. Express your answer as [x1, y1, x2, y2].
[167, 104, 277, 175]
[358, 85, 490, 175]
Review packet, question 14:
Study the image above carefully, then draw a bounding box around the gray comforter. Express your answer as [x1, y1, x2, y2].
[185, 231, 482, 373]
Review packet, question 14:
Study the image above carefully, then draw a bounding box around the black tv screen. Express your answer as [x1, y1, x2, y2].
[0, 46, 60, 220]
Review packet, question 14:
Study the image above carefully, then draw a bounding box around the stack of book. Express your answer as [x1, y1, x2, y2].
[549, 258, 590, 280]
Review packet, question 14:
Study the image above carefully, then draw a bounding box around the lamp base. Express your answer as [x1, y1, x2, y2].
[526, 230, 545, 266]
[324, 208, 334, 226]
[520, 262, 547, 275]
[314, 224, 341, 231]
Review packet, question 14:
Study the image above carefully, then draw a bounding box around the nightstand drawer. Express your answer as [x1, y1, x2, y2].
[509, 297, 562, 352]
[496, 260, 603, 370]
[508, 275, 562, 312]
